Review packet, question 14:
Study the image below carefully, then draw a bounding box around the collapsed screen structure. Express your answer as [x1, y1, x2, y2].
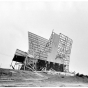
[11, 31, 73, 72]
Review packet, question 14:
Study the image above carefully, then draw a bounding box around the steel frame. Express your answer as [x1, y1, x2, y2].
[28, 31, 73, 72]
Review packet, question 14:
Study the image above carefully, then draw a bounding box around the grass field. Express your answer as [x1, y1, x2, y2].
[0, 68, 88, 87]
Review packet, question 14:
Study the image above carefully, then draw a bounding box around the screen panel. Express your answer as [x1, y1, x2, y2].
[12, 49, 27, 63]
[28, 32, 48, 60]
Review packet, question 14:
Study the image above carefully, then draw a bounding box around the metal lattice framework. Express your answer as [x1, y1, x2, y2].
[28, 31, 73, 72]
[28, 32, 48, 60]
[57, 33, 73, 72]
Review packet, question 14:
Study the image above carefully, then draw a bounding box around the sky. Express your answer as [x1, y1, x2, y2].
[0, 1, 88, 75]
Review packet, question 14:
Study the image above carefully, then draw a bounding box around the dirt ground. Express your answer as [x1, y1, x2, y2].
[0, 68, 88, 87]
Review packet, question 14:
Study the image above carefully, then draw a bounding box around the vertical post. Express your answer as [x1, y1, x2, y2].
[24, 56, 28, 70]
[14, 62, 16, 69]
[33, 60, 36, 70]
[53, 62, 55, 71]
[45, 61, 47, 71]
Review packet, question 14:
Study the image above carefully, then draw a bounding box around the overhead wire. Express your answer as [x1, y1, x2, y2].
[0, 52, 13, 57]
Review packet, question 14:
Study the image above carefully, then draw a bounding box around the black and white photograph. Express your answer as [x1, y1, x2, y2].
[0, 0, 88, 87]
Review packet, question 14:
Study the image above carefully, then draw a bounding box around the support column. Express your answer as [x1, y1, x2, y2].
[45, 61, 47, 71]
[24, 56, 28, 70]
[53, 62, 55, 70]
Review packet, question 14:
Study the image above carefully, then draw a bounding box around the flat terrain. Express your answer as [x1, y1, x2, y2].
[0, 68, 88, 87]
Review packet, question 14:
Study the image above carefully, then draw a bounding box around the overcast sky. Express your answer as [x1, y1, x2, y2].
[0, 1, 88, 75]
